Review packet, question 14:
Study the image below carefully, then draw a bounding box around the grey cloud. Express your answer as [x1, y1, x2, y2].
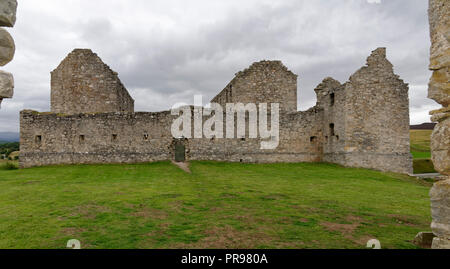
[0, 0, 440, 133]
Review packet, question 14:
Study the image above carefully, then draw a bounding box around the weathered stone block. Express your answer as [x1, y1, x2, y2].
[0, 0, 17, 27]
[413, 232, 436, 248]
[432, 237, 450, 249]
[428, 66, 450, 106]
[429, 0, 450, 250]
[430, 106, 450, 122]
[0, 27, 15, 66]
[0, 70, 13, 98]
[431, 118, 450, 175]
[430, 179, 450, 240]
[429, 0, 449, 70]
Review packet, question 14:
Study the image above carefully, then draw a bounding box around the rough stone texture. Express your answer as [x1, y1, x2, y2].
[316, 48, 412, 174]
[20, 48, 411, 175]
[413, 232, 436, 249]
[51, 49, 134, 114]
[0, 70, 13, 98]
[428, 0, 450, 107]
[431, 118, 450, 175]
[212, 61, 298, 114]
[0, 27, 15, 66]
[0, 0, 17, 27]
[429, 67, 450, 106]
[430, 179, 450, 240]
[428, 0, 450, 249]
[432, 237, 450, 249]
[19, 108, 324, 168]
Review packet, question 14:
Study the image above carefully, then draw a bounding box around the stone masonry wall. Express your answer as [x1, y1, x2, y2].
[315, 77, 346, 165]
[21, 48, 412, 176]
[211, 61, 298, 114]
[51, 49, 134, 114]
[428, 0, 450, 249]
[315, 48, 412, 174]
[341, 48, 412, 174]
[20, 108, 323, 168]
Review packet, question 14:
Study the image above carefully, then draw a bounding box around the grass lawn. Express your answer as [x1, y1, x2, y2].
[0, 161, 432, 249]
[410, 130, 436, 174]
[410, 130, 432, 153]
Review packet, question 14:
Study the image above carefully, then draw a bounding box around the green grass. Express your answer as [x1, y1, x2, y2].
[0, 161, 432, 249]
[411, 151, 431, 159]
[410, 130, 436, 173]
[410, 130, 432, 154]
[0, 161, 18, 170]
[413, 159, 437, 174]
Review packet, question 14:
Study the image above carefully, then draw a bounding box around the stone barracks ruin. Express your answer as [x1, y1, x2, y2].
[19, 47, 412, 173]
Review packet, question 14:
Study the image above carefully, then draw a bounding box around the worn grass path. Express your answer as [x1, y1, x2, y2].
[0, 161, 432, 249]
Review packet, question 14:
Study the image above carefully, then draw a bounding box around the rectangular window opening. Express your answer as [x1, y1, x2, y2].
[329, 123, 335, 136]
[112, 134, 118, 141]
[330, 93, 335, 106]
[35, 135, 42, 144]
[79, 135, 85, 142]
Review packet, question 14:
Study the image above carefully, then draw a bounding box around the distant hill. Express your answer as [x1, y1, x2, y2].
[0, 132, 19, 143]
[410, 123, 436, 130]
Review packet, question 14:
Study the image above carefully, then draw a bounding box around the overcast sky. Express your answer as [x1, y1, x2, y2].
[0, 0, 440, 132]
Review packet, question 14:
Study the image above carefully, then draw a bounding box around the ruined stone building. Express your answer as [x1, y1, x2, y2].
[20, 47, 412, 174]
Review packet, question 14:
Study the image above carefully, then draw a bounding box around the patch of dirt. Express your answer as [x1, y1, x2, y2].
[209, 207, 223, 213]
[388, 214, 420, 227]
[61, 227, 86, 236]
[159, 193, 183, 199]
[171, 161, 191, 173]
[145, 223, 171, 238]
[221, 193, 239, 199]
[320, 215, 374, 247]
[128, 204, 168, 220]
[232, 214, 266, 224]
[173, 226, 275, 249]
[321, 221, 360, 235]
[260, 193, 290, 200]
[70, 204, 112, 219]
[23, 181, 41, 185]
[321, 215, 364, 231]
[168, 200, 184, 213]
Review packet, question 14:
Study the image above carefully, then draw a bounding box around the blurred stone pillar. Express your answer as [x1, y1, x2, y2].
[0, 0, 17, 108]
[428, 0, 450, 249]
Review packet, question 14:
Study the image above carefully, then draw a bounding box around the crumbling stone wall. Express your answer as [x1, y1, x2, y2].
[428, 0, 450, 249]
[19, 108, 323, 168]
[315, 48, 412, 174]
[50, 49, 134, 114]
[0, 0, 17, 108]
[211, 61, 298, 114]
[315, 77, 347, 165]
[20, 48, 411, 175]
